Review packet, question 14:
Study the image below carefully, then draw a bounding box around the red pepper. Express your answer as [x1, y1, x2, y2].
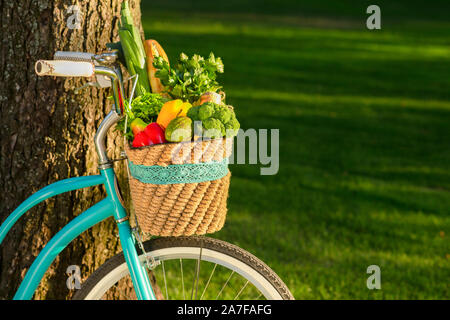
[131, 122, 166, 147]
[144, 122, 166, 144]
[131, 131, 151, 148]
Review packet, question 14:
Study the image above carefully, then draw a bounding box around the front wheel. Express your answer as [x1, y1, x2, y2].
[73, 236, 294, 300]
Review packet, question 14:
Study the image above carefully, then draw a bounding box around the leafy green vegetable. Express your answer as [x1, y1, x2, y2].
[116, 93, 169, 140]
[153, 52, 224, 103]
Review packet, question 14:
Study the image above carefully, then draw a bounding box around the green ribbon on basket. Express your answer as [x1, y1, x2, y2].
[128, 158, 229, 185]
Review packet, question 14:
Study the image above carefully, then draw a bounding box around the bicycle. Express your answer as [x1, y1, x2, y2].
[0, 51, 294, 300]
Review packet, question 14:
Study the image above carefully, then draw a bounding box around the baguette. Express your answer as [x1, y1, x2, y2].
[144, 39, 169, 93]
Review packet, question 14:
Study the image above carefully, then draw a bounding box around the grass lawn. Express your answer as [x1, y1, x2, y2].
[140, 0, 449, 299]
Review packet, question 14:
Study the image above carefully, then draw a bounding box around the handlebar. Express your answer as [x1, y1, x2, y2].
[34, 51, 128, 166]
[34, 51, 126, 115]
[35, 60, 95, 77]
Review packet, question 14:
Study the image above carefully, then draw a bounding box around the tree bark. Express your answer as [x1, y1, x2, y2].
[0, 0, 143, 299]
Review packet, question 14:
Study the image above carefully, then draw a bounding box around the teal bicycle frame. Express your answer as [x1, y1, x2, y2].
[0, 52, 156, 300]
[0, 168, 156, 300]
[0, 167, 156, 300]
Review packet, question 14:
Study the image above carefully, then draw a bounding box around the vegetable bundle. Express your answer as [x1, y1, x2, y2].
[115, 1, 239, 148]
[118, 1, 150, 96]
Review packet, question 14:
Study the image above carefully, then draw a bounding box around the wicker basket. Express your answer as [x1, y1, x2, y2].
[125, 137, 233, 236]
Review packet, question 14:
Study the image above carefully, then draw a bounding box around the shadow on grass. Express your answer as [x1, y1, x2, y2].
[140, 1, 450, 299]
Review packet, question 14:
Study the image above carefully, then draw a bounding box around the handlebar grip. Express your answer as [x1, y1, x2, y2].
[35, 60, 95, 77]
[54, 51, 94, 62]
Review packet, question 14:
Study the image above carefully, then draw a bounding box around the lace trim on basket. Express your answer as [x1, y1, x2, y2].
[128, 158, 229, 185]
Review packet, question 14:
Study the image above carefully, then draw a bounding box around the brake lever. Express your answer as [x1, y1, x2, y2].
[93, 51, 119, 64]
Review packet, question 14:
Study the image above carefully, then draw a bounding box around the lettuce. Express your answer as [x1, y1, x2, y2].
[116, 93, 169, 140]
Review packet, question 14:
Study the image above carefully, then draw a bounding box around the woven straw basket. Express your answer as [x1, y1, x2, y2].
[125, 137, 233, 236]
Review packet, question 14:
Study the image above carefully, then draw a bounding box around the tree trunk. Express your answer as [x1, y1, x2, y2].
[0, 0, 143, 299]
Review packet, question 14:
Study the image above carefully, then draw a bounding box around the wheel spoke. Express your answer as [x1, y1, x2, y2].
[216, 271, 234, 299]
[200, 263, 217, 300]
[161, 260, 168, 300]
[255, 292, 263, 300]
[191, 243, 203, 300]
[180, 258, 186, 300]
[234, 280, 249, 300]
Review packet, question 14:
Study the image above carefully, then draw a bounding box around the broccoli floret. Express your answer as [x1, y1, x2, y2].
[187, 102, 239, 139]
[187, 105, 201, 121]
[202, 118, 225, 139]
[213, 105, 232, 124]
[198, 102, 215, 120]
[224, 115, 240, 137]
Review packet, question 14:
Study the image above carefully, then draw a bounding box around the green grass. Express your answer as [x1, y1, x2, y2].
[140, 0, 450, 299]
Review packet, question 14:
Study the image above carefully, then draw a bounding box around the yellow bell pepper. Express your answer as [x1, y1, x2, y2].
[157, 99, 192, 129]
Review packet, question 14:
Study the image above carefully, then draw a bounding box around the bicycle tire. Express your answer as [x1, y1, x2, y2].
[73, 236, 294, 300]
